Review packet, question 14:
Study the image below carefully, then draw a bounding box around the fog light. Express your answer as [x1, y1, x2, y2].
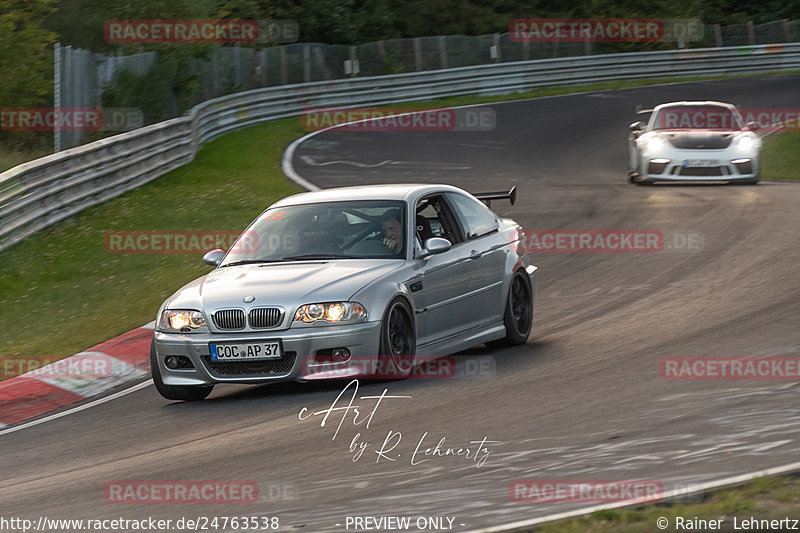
[163, 356, 194, 370]
[332, 348, 351, 361]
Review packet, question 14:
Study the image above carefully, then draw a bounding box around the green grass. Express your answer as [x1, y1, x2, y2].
[761, 131, 800, 180]
[522, 475, 800, 533]
[0, 118, 304, 359]
[0, 147, 49, 173]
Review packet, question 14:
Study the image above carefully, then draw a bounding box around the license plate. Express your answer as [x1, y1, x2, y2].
[683, 159, 719, 167]
[210, 341, 282, 361]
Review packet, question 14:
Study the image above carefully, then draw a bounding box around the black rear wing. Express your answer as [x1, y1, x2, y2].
[473, 186, 517, 207]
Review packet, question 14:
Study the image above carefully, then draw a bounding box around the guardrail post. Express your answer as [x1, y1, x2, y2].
[492, 33, 501, 62]
[439, 36, 447, 69]
[414, 38, 422, 71]
[714, 24, 723, 47]
[747, 21, 755, 45]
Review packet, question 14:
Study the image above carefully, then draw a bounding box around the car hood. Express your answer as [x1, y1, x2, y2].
[660, 131, 735, 149]
[167, 260, 403, 312]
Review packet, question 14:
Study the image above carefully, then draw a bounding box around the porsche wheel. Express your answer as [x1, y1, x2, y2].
[150, 338, 213, 401]
[489, 270, 533, 347]
[379, 297, 415, 378]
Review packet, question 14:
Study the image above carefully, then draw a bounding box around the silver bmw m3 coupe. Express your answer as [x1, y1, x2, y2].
[151, 183, 537, 400]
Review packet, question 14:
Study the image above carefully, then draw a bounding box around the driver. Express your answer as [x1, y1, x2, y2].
[380, 210, 403, 253]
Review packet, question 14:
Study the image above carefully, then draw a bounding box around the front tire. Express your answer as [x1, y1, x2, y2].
[378, 297, 416, 378]
[150, 338, 213, 401]
[489, 270, 533, 347]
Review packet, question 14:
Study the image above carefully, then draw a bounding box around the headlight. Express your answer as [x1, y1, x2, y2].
[294, 302, 367, 324]
[646, 136, 664, 153]
[736, 135, 755, 152]
[159, 310, 208, 332]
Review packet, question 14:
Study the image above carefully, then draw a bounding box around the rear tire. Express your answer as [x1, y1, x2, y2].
[150, 338, 213, 401]
[378, 297, 416, 378]
[488, 270, 533, 347]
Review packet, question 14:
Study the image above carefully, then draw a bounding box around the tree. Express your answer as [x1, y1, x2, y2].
[0, 0, 56, 147]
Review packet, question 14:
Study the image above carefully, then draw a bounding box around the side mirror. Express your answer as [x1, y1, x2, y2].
[202, 248, 226, 266]
[420, 237, 452, 258]
[630, 121, 645, 132]
[746, 121, 760, 132]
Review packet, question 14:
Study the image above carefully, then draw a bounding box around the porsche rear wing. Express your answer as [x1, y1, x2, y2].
[635, 105, 654, 115]
[473, 186, 516, 207]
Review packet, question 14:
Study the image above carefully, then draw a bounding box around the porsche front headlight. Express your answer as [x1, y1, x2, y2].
[294, 302, 367, 324]
[736, 134, 755, 152]
[159, 310, 208, 332]
[646, 136, 664, 153]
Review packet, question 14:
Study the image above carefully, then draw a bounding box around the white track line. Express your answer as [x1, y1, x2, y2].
[462, 460, 800, 532]
[0, 380, 152, 437]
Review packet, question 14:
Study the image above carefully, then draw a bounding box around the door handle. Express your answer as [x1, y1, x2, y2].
[469, 250, 481, 260]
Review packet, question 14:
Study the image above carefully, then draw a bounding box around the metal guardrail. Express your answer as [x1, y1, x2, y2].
[3, 43, 800, 252]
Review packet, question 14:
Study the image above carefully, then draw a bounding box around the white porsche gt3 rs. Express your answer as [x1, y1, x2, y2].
[628, 101, 761, 185]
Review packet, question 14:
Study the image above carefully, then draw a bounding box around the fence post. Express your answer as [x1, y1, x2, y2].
[784, 19, 792, 42]
[303, 44, 311, 82]
[747, 21, 755, 45]
[54, 42, 62, 153]
[492, 33, 501, 62]
[260, 49, 267, 87]
[280, 46, 288, 84]
[414, 37, 422, 71]
[523, 40, 530, 60]
[714, 24, 722, 47]
[439, 36, 447, 69]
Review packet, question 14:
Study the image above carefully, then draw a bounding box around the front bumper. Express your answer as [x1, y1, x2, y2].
[153, 321, 382, 386]
[637, 152, 759, 182]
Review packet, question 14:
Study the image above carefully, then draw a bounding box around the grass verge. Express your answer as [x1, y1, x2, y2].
[521, 475, 800, 532]
[761, 131, 800, 180]
[0, 147, 49, 173]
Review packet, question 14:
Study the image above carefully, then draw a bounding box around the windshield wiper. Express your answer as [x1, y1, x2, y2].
[221, 259, 288, 267]
[279, 254, 356, 261]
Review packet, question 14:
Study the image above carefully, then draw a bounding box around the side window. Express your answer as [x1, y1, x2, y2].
[446, 193, 498, 239]
[415, 195, 464, 246]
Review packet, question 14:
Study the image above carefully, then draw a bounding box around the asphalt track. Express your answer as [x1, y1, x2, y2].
[2, 76, 800, 532]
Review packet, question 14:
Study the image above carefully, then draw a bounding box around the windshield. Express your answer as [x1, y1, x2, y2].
[220, 200, 406, 266]
[651, 106, 744, 131]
